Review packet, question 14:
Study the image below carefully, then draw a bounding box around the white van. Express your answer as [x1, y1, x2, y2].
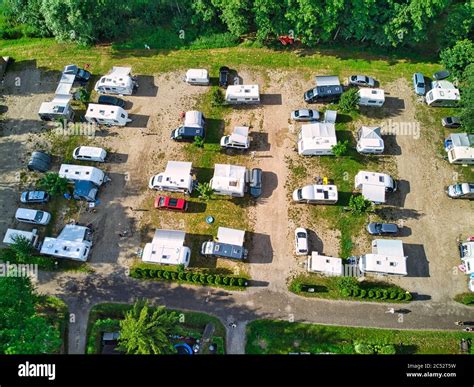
[15, 208, 51, 225]
[185, 69, 209, 85]
[73, 146, 107, 163]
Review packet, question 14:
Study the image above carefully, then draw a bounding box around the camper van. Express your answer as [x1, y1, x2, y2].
[304, 76, 342, 103]
[59, 164, 106, 186]
[85, 104, 131, 126]
[94, 67, 137, 95]
[184, 69, 209, 85]
[40, 225, 93, 262]
[142, 229, 191, 267]
[38, 98, 74, 122]
[201, 227, 248, 260]
[210, 164, 247, 197]
[446, 182, 474, 199]
[148, 161, 194, 194]
[297, 122, 337, 156]
[73, 146, 107, 163]
[225, 85, 260, 104]
[292, 184, 338, 204]
[425, 81, 460, 107]
[358, 88, 385, 107]
[171, 111, 205, 141]
[356, 126, 384, 154]
[220, 126, 250, 150]
[3, 228, 40, 248]
[354, 171, 397, 204]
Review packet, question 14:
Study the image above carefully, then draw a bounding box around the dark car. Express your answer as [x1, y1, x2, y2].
[219, 66, 230, 87]
[20, 191, 50, 204]
[366, 222, 399, 235]
[27, 151, 51, 173]
[433, 70, 450, 81]
[63, 64, 91, 83]
[441, 116, 462, 128]
[249, 168, 263, 198]
[304, 85, 342, 103]
[170, 126, 205, 141]
[98, 95, 126, 108]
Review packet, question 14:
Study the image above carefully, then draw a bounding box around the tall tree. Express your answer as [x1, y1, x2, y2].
[460, 63, 474, 134]
[440, 39, 474, 81]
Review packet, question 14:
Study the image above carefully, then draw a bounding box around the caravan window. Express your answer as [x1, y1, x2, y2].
[368, 100, 377, 104]
[121, 114, 125, 118]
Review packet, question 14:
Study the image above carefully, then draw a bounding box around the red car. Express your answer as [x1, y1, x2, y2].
[154, 196, 188, 211]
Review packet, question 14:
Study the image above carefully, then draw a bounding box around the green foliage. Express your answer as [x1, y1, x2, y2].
[440, 3, 474, 48]
[368, 290, 375, 298]
[440, 39, 474, 81]
[455, 292, 474, 306]
[354, 342, 396, 355]
[397, 292, 405, 300]
[354, 342, 375, 354]
[193, 136, 205, 148]
[334, 276, 359, 293]
[338, 88, 360, 113]
[348, 194, 372, 215]
[211, 87, 225, 107]
[359, 289, 367, 298]
[75, 87, 90, 103]
[378, 344, 397, 355]
[39, 172, 69, 196]
[331, 140, 349, 157]
[196, 182, 214, 201]
[460, 64, 474, 133]
[404, 292, 413, 301]
[341, 288, 351, 297]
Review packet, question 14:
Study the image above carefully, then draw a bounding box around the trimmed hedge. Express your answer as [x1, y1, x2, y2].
[130, 266, 249, 289]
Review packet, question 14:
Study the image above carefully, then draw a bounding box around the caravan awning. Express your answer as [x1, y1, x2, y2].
[217, 227, 245, 246]
[362, 184, 386, 203]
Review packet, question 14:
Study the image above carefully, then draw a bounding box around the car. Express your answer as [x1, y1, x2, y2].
[294, 228, 308, 255]
[290, 109, 320, 122]
[304, 85, 342, 103]
[63, 64, 91, 83]
[441, 116, 462, 128]
[412, 73, 426, 95]
[15, 208, 51, 225]
[349, 75, 375, 87]
[97, 95, 126, 108]
[20, 191, 50, 204]
[73, 146, 107, 162]
[249, 168, 263, 198]
[219, 66, 230, 87]
[433, 70, 450, 80]
[153, 196, 188, 211]
[366, 222, 399, 235]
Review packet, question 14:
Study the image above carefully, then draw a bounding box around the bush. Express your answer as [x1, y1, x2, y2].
[133, 268, 143, 278]
[153, 270, 163, 279]
[368, 290, 375, 298]
[238, 278, 246, 287]
[378, 344, 397, 355]
[178, 272, 186, 281]
[404, 292, 413, 301]
[397, 293, 405, 300]
[359, 289, 367, 298]
[192, 274, 200, 283]
[455, 293, 474, 305]
[141, 268, 151, 277]
[331, 140, 349, 157]
[390, 291, 397, 300]
[162, 271, 170, 280]
[348, 194, 372, 215]
[211, 88, 225, 107]
[341, 288, 351, 297]
[186, 273, 193, 282]
[229, 277, 236, 286]
[375, 290, 382, 299]
[223, 277, 229, 285]
[381, 290, 388, 300]
[352, 288, 359, 297]
[170, 272, 177, 280]
[338, 88, 360, 113]
[199, 274, 207, 284]
[354, 342, 374, 354]
[335, 277, 359, 293]
[440, 39, 474, 80]
[214, 275, 222, 285]
[206, 275, 214, 284]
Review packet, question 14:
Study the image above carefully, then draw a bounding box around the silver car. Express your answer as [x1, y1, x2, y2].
[291, 109, 320, 122]
[349, 75, 375, 87]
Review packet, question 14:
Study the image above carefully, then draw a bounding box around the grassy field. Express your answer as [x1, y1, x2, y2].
[246, 320, 474, 354]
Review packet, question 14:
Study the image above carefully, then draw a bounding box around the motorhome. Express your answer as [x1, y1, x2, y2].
[225, 84, 260, 104]
[170, 110, 205, 141]
[426, 81, 460, 107]
[297, 122, 337, 156]
[73, 146, 107, 163]
[85, 104, 131, 126]
[354, 171, 397, 204]
[446, 182, 474, 199]
[94, 67, 137, 95]
[40, 225, 93, 262]
[148, 161, 194, 193]
[358, 88, 385, 107]
[292, 184, 338, 204]
[184, 69, 209, 85]
[307, 252, 343, 276]
[142, 229, 191, 267]
[3, 228, 39, 248]
[358, 239, 407, 276]
[38, 96, 74, 121]
[304, 76, 342, 103]
[59, 164, 106, 186]
[220, 126, 250, 150]
[210, 164, 246, 197]
[445, 133, 474, 165]
[201, 227, 248, 260]
[356, 126, 384, 154]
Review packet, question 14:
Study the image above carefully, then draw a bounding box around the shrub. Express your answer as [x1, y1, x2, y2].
[170, 272, 177, 280]
[196, 182, 214, 201]
[368, 290, 375, 298]
[152, 269, 161, 278]
[206, 275, 214, 284]
[193, 136, 205, 148]
[352, 288, 359, 297]
[192, 274, 200, 283]
[348, 194, 372, 215]
[404, 292, 413, 301]
[335, 277, 359, 293]
[359, 289, 367, 298]
[199, 274, 207, 284]
[39, 172, 70, 196]
[223, 277, 229, 285]
[229, 277, 236, 286]
[338, 88, 360, 113]
[341, 288, 351, 297]
[178, 272, 186, 281]
[354, 342, 374, 354]
[162, 271, 170, 280]
[186, 273, 193, 282]
[455, 293, 474, 305]
[378, 344, 397, 355]
[211, 88, 225, 107]
[238, 278, 246, 287]
[141, 268, 151, 277]
[133, 268, 143, 278]
[397, 292, 405, 300]
[331, 140, 349, 157]
[381, 290, 388, 299]
[375, 290, 382, 299]
[390, 291, 397, 300]
[214, 275, 222, 285]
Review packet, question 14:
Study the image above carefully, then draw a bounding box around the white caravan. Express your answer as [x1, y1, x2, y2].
[426, 81, 460, 107]
[220, 126, 250, 150]
[358, 88, 385, 107]
[184, 69, 209, 85]
[85, 104, 131, 126]
[210, 164, 246, 197]
[3, 228, 39, 248]
[307, 252, 343, 276]
[142, 229, 191, 267]
[358, 239, 407, 276]
[38, 96, 74, 122]
[225, 84, 260, 104]
[292, 184, 338, 204]
[40, 225, 92, 262]
[446, 133, 474, 165]
[94, 67, 136, 95]
[356, 126, 384, 154]
[354, 171, 397, 204]
[73, 146, 107, 163]
[59, 164, 106, 186]
[148, 161, 194, 193]
[297, 122, 337, 156]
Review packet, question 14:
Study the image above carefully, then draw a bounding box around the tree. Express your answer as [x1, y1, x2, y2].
[348, 194, 372, 215]
[440, 39, 474, 81]
[39, 172, 69, 196]
[9, 235, 34, 263]
[196, 182, 214, 201]
[331, 140, 349, 157]
[460, 63, 474, 133]
[338, 88, 360, 113]
[439, 2, 474, 49]
[193, 136, 205, 148]
[118, 301, 179, 355]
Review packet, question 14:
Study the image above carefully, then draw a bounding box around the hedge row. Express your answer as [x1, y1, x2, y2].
[130, 267, 249, 289]
[341, 287, 412, 301]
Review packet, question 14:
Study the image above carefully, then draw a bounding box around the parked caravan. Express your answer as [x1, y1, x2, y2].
[73, 146, 107, 162]
[210, 164, 246, 197]
[201, 227, 248, 260]
[358, 88, 385, 107]
[358, 239, 407, 276]
[148, 161, 194, 193]
[356, 126, 384, 154]
[40, 225, 93, 262]
[184, 69, 209, 85]
[171, 110, 206, 141]
[304, 76, 342, 103]
[3, 228, 39, 248]
[94, 67, 137, 95]
[307, 252, 343, 276]
[354, 171, 397, 204]
[15, 208, 51, 225]
[446, 183, 474, 199]
[445, 133, 474, 165]
[225, 85, 260, 104]
[297, 122, 337, 156]
[142, 229, 191, 267]
[85, 104, 131, 126]
[426, 81, 460, 107]
[220, 126, 250, 150]
[292, 184, 338, 204]
[38, 96, 74, 121]
[59, 164, 106, 186]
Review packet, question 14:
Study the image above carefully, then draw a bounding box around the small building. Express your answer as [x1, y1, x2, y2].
[225, 85, 260, 104]
[445, 133, 474, 165]
[184, 69, 209, 85]
[85, 103, 131, 126]
[354, 170, 397, 204]
[142, 229, 191, 267]
[201, 227, 248, 260]
[358, 239, 407, 276]
[94, 67, 136, 95]
[358, 88, 385, 107]
[148, 161, 194, 193]
[220, 126, 250, 150]
[59, 164, 106, 186]
[356, 126, 384, 154]
[297, 122, 337, 156]
[307, 252, 343, 276]
[40, 225, 92, 262]
[210, 164, 246, 197]
[3, 228, 39, 248]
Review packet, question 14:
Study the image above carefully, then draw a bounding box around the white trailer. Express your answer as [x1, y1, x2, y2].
[358, 88, 385, 107]
[220, 126, 250, 149]
[38, 96, 74, 122]
[40, 225, 92, 262]
[307, 252, 343, 276]
[184, 69, 209, 85]
[225, 85, 260, 104]
[210, 164, 246, 197]
[446, 133, 474, 164]
[142, 229, 191, 267]
[94, 66, 136, 95]
[59, 164, 106, 186]
[297, 122, 337, 156]
[356, 126, 384, 154]
[3, 228, 39, 248]
[85, 104, 131, 126]
[354, 171, 397, 204]
[148, 161, 194, 193]
[359, 239, 407, 276]
[426, 81, 460, 107]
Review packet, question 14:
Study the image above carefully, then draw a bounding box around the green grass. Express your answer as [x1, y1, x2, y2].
[454, 293, 474, 306]
[36, 296, 68, 354]
[246, 320, 474, 354]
